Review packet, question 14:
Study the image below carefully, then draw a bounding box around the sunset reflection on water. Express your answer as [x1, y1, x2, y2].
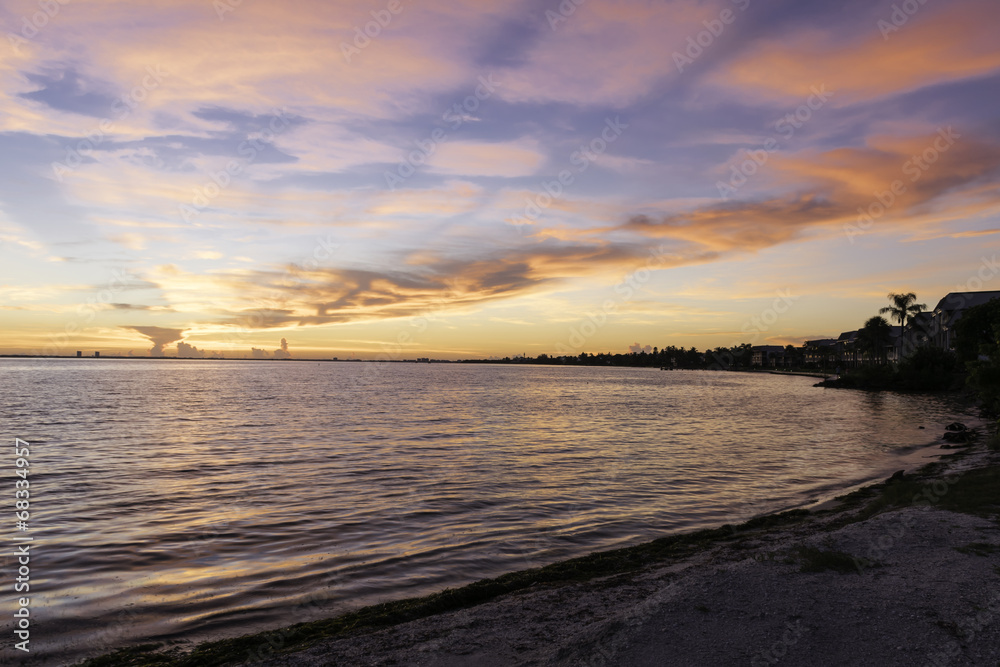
[0, 359, 977, 664]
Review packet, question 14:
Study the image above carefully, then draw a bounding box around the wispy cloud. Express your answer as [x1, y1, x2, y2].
[1, 0, 999, 356]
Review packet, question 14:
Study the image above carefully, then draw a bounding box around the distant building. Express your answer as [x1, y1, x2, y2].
[901, 311, 935, 356]
[76, 351, 82, 357]
[803, 339, 838, 366]
[792, 290, 1000, 368]
[930, 291, 1000, 351]
[887, 326, 902, 363]
[835, 331, 858, 368]
[94, 351, 100, 358]
[751, 345, 786, 368]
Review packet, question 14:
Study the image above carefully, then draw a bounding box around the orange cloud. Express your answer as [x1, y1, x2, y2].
[710, 0, 1000, 103]
[202, 239, 716, 331]
[772, 130, 1000, 215]
[621, 130, 1000, 251]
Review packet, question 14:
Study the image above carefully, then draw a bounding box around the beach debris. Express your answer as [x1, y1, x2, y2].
[945, 422, 967, 432]
[885, 470, 907, 484]
[942, 430, 974, 443]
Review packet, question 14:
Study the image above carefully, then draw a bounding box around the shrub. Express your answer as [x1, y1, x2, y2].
[895, 346, 960, 390]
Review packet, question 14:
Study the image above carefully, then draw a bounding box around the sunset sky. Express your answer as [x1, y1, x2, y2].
[2, 0, 999, 358]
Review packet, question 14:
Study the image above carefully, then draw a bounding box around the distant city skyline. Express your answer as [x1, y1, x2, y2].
[2, 0, 1000, 359]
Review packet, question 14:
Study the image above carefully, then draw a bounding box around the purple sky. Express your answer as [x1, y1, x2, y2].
[2, 0, 999, 358]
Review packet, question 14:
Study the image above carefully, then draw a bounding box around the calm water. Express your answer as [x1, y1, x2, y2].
[0, 359, 979, 664]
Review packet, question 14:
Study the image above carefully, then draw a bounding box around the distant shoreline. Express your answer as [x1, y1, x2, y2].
[0, 357, 834, 374]
[0, 354, 451, 362]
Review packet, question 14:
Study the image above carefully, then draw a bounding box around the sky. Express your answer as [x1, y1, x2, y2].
[1, 0, 999, 359]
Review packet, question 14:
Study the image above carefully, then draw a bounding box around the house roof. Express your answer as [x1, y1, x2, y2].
[933, 291, 1000, 315]
[805, 339, 838, 347]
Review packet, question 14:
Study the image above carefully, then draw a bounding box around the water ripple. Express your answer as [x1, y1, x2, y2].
[0, 359, 977, 665]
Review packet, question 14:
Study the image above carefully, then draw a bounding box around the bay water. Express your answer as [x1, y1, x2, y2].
[0, 359, 977, 663]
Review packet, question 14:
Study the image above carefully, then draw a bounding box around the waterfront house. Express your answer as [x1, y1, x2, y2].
[835, 331, 859, 368]
[751, 345, 787, 368]
[929, 291, 1000, 351]
[803, 339, 838, 367]
[900, 311, 935, 356]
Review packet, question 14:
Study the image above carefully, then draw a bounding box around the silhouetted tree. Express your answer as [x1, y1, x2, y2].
[858, 315, 892, 365]
[879, 292, 926, 330]
[953, 298, 1000, 413]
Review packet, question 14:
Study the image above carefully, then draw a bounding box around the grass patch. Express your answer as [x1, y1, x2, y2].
[829, 455, 1000, 525]
[935, 466, 1000, 518]
[987, 431, 1000, 452]
[796, 546, 861, 574]
[866, 472, 999, 518]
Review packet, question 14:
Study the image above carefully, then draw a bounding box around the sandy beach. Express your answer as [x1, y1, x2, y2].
[84, 436, 1000, 667]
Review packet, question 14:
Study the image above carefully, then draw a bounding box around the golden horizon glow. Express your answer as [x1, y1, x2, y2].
[2, 0, 999, 359]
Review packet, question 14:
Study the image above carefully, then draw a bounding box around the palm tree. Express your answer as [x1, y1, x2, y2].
[879, 292, 926, 330]
[880, 292, 926, 361]
[858, 315, 892, 365]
